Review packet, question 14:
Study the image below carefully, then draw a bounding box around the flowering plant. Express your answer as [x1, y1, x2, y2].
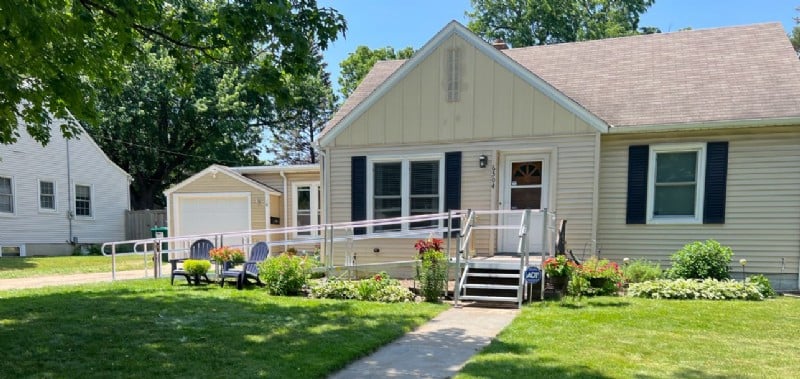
[414, 238, 447, 302]
[209, 246, 245, 264]
[542, 255, 577, 277]
[414, 238, 444, 256]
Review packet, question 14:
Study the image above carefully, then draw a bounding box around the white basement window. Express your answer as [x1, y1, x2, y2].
[647, 143, 706, 224]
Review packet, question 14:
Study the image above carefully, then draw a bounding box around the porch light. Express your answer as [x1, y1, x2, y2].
[479, 155, 488, 168]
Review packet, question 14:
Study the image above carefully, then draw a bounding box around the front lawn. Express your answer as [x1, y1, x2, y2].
[0, 255, 156, 279]
[458, 297, 800, 378]
[0, 280, 446, 378]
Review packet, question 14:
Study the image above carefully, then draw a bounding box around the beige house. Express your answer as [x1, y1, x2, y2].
[317, 22, 800, 289]
[164, 164, 320, 247]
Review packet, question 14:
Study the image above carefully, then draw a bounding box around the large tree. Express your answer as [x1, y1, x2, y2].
[85, 45, 263, 210]
[265, 50, 337, 165]
[1, 0, 345, 145]
[338, 46, 414, 98]
[466, 0, 655, 47]
[791, 8, 800, 56]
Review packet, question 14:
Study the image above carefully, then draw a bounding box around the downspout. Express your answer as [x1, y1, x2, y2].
[590, 132, 601, 255]
[318, 148, 329, 224]
[280, 170, 288, 251]
[66, 138, 74, 244]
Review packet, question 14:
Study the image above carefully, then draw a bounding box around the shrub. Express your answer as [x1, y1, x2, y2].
[183, 259, 211, 275]
[309, 272, 414, 303]
[415, 238, 448, 303]
[569, 257, 623, 296]
[628, 279, 763, 300]
[669, 240, 733, 280]
[209, 247, 245, 265]
[623, 259, 663, 283]
[258, 254, 313, 295]
[746, 274, 776, 298]
[543, 255, 578, 277]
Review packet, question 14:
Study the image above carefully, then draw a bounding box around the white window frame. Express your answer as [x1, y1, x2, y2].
[646, 143, 706, 224]
[74, 183, 94, 219]
[292, 181, 321, 237]
[366, 154, 445, 234]
[38, 179, 57, 213]
[0, 245, 25, 257]
[0, 175, 15, 216]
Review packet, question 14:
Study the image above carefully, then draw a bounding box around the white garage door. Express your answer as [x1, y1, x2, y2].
[177, 195, 250, 240]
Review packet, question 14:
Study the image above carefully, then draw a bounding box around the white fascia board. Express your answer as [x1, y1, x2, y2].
[163, 164, 279, 197]
[318, 21, 610, 147]
[231, 164, 320, 175]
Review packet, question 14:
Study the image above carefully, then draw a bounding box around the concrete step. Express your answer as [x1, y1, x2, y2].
[459, 295, 519, 303]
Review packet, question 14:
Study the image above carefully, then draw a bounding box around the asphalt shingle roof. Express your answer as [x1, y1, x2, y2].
[323, 23, 800, 135]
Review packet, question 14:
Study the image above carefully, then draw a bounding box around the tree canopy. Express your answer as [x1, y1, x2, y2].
[1, 0, 345, 145]
[85, 44, 263, 209]
[338, 45, 414, 98]
[791, 9, 800, 56]
[466, 0, 655, 47]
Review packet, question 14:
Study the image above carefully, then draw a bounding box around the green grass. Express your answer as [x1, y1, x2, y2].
[458, 297, 800, 378]
[0, 255, 157, 279]
[0, 280, 446, 378]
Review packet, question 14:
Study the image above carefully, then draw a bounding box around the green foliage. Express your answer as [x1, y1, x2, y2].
[309, 272, 414, 303]
[669, 240, 733, 280]
[747, 274, 777, 298]
[466, 0, 656, 48]
[628, 279, 763, 300]
[416, 249, 448, 303]
[182, 259, 211, 275]
[1, 0, 346, 146]
[570, 257, 623, 296]
[338, 45, 415, 98]
[258, 254, 313, 296]
[623, 259, 663, 283]
[543, 255, 577, 277]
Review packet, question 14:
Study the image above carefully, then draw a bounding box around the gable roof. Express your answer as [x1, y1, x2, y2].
[321, 22, 800, 142]
[319, 21, 609, 147]
[164, 164, 281, 196]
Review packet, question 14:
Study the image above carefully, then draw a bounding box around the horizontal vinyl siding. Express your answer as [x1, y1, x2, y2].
[597, 126, 800, 276]
[0, 124, 129, 247]
[327, 134, 598, 261]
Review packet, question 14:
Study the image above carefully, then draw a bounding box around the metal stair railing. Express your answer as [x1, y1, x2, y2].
[454, 209, 475, 307]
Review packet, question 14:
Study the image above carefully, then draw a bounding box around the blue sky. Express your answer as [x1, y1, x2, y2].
[319, 0, 798, 94]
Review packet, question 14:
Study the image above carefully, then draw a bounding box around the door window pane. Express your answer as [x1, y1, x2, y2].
[40, 181, 55, 210]
[510, 188, 541, 210]
[0, 177, 13, 213]
[511, 162, 542, 185]
[297, 186, 311, 235]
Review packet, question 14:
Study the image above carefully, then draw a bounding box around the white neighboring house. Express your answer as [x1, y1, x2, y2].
[0, 117, 131, 256]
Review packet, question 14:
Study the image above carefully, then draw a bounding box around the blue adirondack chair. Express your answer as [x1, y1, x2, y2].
[170, 239, 214, 285]
[220, 241, 269, 289]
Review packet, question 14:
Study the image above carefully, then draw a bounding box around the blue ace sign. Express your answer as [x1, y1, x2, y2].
[524, 266, 541, 284]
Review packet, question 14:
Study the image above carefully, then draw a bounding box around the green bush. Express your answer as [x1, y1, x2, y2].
[183, 259, 211, 275]
[309, 272, 414, 303]
[258, 254, 312, 295]
[746, 274, 776, 298]
[628, 279, 763, 300]
[669, 240, 733, 280]
[416, 249, 447, 302]
[569, 257, 623, 296]
[623, 259, 663, 283]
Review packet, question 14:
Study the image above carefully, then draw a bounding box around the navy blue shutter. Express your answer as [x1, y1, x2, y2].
[703, 142, 728, 224]
[444, 152, 462, 236]
[351, 156, 367, 235]
[626, 145, 649, 224]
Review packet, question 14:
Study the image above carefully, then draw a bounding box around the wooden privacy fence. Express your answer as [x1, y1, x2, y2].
[125, 209, 167, 240]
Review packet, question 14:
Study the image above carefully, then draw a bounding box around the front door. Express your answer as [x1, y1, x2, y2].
[499, 155, 549, 253]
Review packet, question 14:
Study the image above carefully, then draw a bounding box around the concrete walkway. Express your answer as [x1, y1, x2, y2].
[329, 305, 519, 379]
[0, 270, 150, 290]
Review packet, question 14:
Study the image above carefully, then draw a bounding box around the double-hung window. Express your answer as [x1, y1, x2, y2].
[295, 183, 321, 236]
[0, 177, 13, 214]
[75, 184, 92, 217]
[370, 156, 442, 232]
[647, 143, 706, 223]
[39, 180, 56, 211]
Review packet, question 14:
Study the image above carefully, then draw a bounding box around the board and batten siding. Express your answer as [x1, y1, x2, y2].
[0, 124, 129, 252]
[327, 134, 598, 265]
[597, 126, 800, 282]
[329, 34, 597, 148]
[167, 172, 267, 237]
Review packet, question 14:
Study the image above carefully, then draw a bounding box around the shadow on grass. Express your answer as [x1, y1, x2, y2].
[556, 298, 631, 309]
[633, 368, 748, 379]
[459, 340, 612, 378]
[0, 257, 38, 271]
[0, 282, 440, 378]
